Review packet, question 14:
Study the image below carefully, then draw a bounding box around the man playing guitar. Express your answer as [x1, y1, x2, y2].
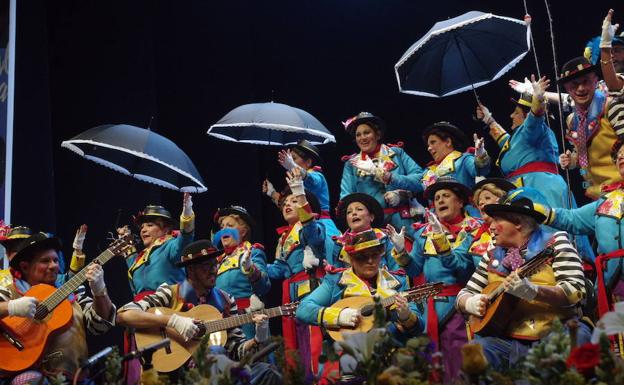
[456, 188, 590, 370]
[0, 232, 115, 384]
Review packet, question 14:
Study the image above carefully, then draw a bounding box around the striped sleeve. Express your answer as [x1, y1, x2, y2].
[0, 285, 12, 301]
[550, 232, 586, 304]
[457, 251, 490, 305]
[77, 290, 116, 336]
[220, 290, 258, 361]
[607, 96, 624, 138]
[118, 282, 174, 313]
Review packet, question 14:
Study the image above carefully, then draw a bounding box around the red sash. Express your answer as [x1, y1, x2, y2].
[235, 297, 251, 314]
[595, 250, 624, 316]
[426, 283, 463, 351]
[506, 161, 558, 179]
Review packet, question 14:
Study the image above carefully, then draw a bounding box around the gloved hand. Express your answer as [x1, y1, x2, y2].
[167, 313, 199, 341]
[8, 296, 38, 318]
[601, 9, 619, 48]
[530, 74, 550, 100]
[73, 224, 88, 251]
[476, 104, 495, 125]
[278, 149, 299, 171]
[559, 150, 577, 170]
[182, 192, 193, 217]
[253, 314, 270, 343]
[239, 249, 255, 274]
[474, 134, 486, 158]
[394, 294, 411, 321]
[464, 294, 488, 317]
[262, 179, 276, 198]
[384, 191, 401, 207]
[249, 294, 265, 312]
[86, 263, 106, 296]
[117, 225, 131, 239]
[504, 272, 538, 301]
[338, 308, 361, 327]
[386, 224, 406, 253]
[286, 169, 305, 196]
[508, 77, 532, 95]
[426, 209, 445, 234]
[302, 246, 320, 270]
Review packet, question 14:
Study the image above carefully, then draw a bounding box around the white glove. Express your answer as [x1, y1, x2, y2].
[263, 179, 276, 198]
[465, 294, 488, 317]
[240, 249, 254, 274]
[505, 274, 538, 301]
[278, 149, 299, 171]
[559, 150, 577, 170]
[86, 263, 106, 296]
[384, 191, 401, 207]
[530, 74, 549, 101]
[409, 198, 426, 217]
[601, 10, 619, 49]
[426, 209, 445, 234]
[286, 170, 305, 196]
[117, 225, 131, 239]
[254, 316, 270, 343]
[350, 156, 378, 174]
[386, 224, 405, 253]
[167, 313, 199, 341]
[302, 246, 320, 270]
[509, 77, 532, 95]
[73, 224, 87, 251]
[476, 104, 494, 125]
[338, 308, 360, 327]
[8, 296, 38, 318]
[474, 134, 486, 158]
[182, 193, 193, 217]
[249, 294, 265, 312]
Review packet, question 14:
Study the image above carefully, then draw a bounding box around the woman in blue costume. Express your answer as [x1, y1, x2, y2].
[420, 122, 490, 192]
[266, 168, 329, 383]
[476, 75, 595, 263]
[264, 139, 341, 259]
[392, 177, 482, 383]
[213, 205, 271, 339]
[328, 192, 400, 271]
[296, 228, 424, 377]
[122, 193, 195, 299]
[340, 112, 424, 230]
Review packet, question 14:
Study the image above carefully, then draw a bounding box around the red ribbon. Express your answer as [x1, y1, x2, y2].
[595, 250, 624, 317]
[426, 284, 463, 352]
[505, 161, 558, 179]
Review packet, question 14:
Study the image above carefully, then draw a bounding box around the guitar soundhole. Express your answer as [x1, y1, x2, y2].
[360, 304, 374, 317]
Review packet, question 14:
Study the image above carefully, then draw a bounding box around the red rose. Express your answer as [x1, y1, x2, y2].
[566, 343, 601, 376]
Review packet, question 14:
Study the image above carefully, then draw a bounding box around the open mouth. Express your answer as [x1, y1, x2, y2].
[437, 205, 449, 213]
[284, 207, 293, 214]
[351, 217, 361, 223]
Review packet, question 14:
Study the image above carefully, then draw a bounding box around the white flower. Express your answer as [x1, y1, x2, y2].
[337, 328, 386, 363]
[591, 301, 624, 343]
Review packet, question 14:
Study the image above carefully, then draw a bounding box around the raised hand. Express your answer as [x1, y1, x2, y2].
[73, 224, 88, 252]
[530, 74, 550, 100]
[474, 134, 486, 158]
[601, 9, 619, 49]
[349, 156, 377, 174]
[182, 192, 193, 217]
[239, 249, 254, 274]
[262, 179, 276, 197]
[286, 168, 305, 196]
[426, 209, 445, 234]
[278, 149, 298, 171]
[508, 77, 532, 95]
[476, 104, 494, 125]
[386, 224, 405, 253]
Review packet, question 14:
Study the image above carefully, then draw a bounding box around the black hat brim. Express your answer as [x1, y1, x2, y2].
[346, 116, 386, 136]
[288, 143, 321, 164]
[175, 248, 222, 267]
[473, 178, 517, 194]
[215, 207, 257, 235]
[10, 236, 63, 269]
[422, 123, 468, 153]
[424, 180, 472, 203]
[557, 64, 601, 85]
[483, 203, 546, 223]
[337, 193, 384, 229]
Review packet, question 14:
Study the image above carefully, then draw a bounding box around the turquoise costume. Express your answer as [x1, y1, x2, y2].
[340, 144, 423, 230]
[421, 150, 490, 191]
[325, 228, 400, 271]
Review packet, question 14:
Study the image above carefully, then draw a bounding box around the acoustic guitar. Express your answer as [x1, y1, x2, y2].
[0, 236, 135, 373]
[326, 282, 443, 342]
[469, 246, 555, 337]
[134, 302, 298, 372]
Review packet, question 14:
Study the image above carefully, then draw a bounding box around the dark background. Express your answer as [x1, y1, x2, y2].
[10, 0, 618, 351]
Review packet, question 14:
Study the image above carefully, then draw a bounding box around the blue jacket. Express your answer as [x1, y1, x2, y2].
[421, 150, 490, 191]
[126, 231, 194, 295]
[305, 168, 331, 212]
[340, 145, 423, 230]
[325, 228, 400, 271]
[215, 242, 271, 300]
[296, 268, 424, 339]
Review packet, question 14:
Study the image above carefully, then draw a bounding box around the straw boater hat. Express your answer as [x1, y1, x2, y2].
[288, 139, 322, 164]
[175, 239, 223, 267]
[343, 112, 386, 136]
[10, 232, 62, 269]
[336, 192, 384, 229]
[483, 187, 550, 223]
[343, 228, 384, 256]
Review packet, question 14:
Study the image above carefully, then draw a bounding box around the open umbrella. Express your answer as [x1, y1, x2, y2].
[61, 124, 207, 193]
[207, 102, 335, 146]
[395, 11, 530, 98]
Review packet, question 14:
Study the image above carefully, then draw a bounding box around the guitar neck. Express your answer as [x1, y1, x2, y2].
[203, 306, 284, 334]
[40, 249, 116, 312]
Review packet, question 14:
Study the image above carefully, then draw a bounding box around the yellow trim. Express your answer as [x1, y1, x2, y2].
[70, 252, 86, 273]
[322, 307, 343, 328]
[350, 239, 381, 253]
[297, 203, 315, 224]
[430, 233, 451, 254]
[392, 248, 411, 267]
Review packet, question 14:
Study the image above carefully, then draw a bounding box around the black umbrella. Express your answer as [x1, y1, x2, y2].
[395, 11, 530, 98]
[61, 124, 207, 193]
[207, 102, 335, 146]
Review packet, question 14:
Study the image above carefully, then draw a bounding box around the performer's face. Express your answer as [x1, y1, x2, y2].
[188, 260, 218, 291]
[489, 216, 520, 248]
[281, 194, 300, 225]
[350, 248, 383, 280]
[355, 124, 381, 154]
[20, 249, 60, 286]
[477, 190, 501, 223]
[346, 202, 374, 232]
[291, 150, 312, 170]
[433, 189, 464, 222]
[612, 45, 624, 73]
[510, 106, 527, 130]
[219, 216, 245, 248]
[616, 146, 624, 176]
[140, 221, 168, 248]
[426, 134, 453, 163]
[563, 73, 599, 109]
